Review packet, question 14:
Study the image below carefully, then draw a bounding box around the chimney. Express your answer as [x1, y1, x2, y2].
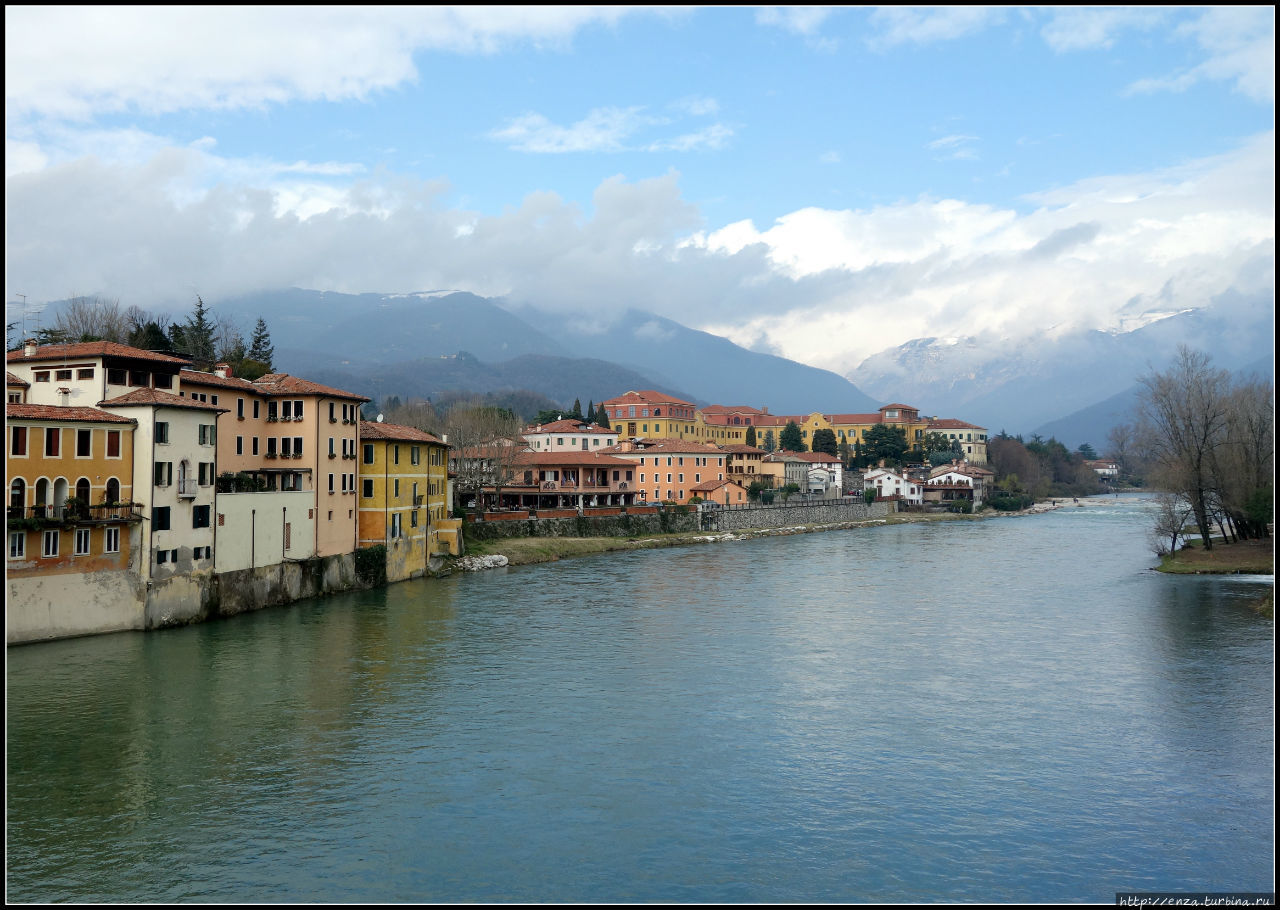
[214, 362, 232, 378]
[24, 338, 38, 357]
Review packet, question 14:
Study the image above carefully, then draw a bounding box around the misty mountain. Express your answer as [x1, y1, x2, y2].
[215, 288, 881, 414]
[1032, 356, 1274, 452]
[849, 286, 1274, 434]
[547, 308, 880, 415]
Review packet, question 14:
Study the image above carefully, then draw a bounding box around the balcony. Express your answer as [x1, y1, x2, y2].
[8, 502, 143, 526]
[178, 479, 199, 499]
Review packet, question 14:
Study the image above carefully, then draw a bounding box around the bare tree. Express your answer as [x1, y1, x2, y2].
[384, 398, 442, 435]
[1149, 491, 1194, 557]
[54, 296, 128, 342]
[1137, 347, 1231, 550]
[1212, 376, 1274, 540]
[443, 401, 523, 514]
[214, 314, 247, 364]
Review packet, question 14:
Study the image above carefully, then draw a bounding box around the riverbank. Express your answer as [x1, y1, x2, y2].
[1157, 537, 1274, 576]
[452, 506, 1034, 569]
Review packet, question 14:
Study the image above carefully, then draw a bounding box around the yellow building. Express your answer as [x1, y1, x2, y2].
[6, 404, 142, 578]
[357, 421, 458, 581]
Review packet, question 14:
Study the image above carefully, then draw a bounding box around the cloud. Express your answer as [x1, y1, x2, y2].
[490, 105, 733, 154]
[865, 7, 1005, 50]
[1126, 7, 1275, 103]
[4, 7, 648, 122]
[1040, 7, 1168, 52]
[928, 134, 980, 161]
[756, 7, 835, 37]
[5, 131, 1273, 377]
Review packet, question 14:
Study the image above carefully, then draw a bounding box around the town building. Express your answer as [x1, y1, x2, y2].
[521, 418, 618, 452]
[863, 466, 924, 505]
[600, 438, 726, 505]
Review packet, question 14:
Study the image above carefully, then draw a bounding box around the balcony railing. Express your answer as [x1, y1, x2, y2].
[8, 503, 144, 524]
[178, 479, 199, 498]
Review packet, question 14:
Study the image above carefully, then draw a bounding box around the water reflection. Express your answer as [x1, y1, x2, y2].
[7, 497, 1272, 902]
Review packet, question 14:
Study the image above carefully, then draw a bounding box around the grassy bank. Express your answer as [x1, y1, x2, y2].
[1156, 538, 1274, 576]
[455, 509, 979, 569]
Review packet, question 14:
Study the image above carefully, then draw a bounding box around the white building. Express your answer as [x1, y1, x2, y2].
[521, 418, 618, 452]
[863, 467, 923, 505]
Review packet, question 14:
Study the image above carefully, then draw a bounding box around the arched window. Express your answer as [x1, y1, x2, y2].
[10, 478, 25, 515]
[53, 478, 69, 509]
[106, 478, 121, 504]
[76, 477, 91, 503]
[34, 478, 49, 511]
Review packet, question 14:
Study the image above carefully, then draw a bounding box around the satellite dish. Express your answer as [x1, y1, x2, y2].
[376, 414, 384, 422]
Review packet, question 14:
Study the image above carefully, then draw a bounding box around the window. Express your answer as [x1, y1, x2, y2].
[329, 402, 336, 421]
[253, 400, 260, 419]
[268, 401, 278, 421]
[328, 473, 335, 493]
[10, 426, 27, 456]
[390, 514, 402, 538]
[411, 510, 418, 528]
[55, 369, 73, 381]
[10, 531, 25, 559]
[74, 528, 91, 555]
[154, 462, 172, 486]
[153, 374, 173, 390]
[363, 444, 374, 464]
[155, 422, 169, 444]
[156, 549, 169, 565]
[153, 506, 171, 531]
[393, 445, 400, 465]
[236, 436, 243, 455]
[293, 437, 303, 456]
[267, 437, 277, 456]
[104, 527, 120, 554]
[237, 398, 244, 418]
[329, 437, 335, 457]
[282, 400, 293, 420]
[76, 428, 91, 457]
[411, 446, 420, 465]
[129, 370, 148, 387]
[107, 368, 126, 385]
[362, 479, 374, 498]
[42, 529, 59, 558]
[393, 478, 400, 497]
[34, 371, 50, 382]
[77, 368, 94, 380]
[106, 430, 121, 458]
[252, 437, 259, 456]
[293, 399, 304, 420]
[193, 505, 211, 528]
[45, 427, 60, 457]
[198, 462, 213, 485]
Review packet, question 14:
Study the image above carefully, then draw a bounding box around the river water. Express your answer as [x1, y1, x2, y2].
[6, 495, 1274, 902]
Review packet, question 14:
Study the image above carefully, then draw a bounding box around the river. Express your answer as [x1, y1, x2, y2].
[6, 495, 1274, 902]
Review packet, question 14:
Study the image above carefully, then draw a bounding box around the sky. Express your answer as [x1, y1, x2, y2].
[5, 6, 1274, 375]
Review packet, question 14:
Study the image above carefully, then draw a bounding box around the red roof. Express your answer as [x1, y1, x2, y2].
[690, 478, 744, 493]
[5, 403, 136, 424]
[524, 419, 615, 435]
[601, 389, 696, 408]
[8, 341, 189, 365]
[601, 438, 723, 455]
[718, 444, 767, 454]
[99, 388, 228, 411]
[515, 451, 635, 467]
[359, 421, 445, 444]
[790, 451, 841, 463]
[7, 371, 30, 388]
[927, 418, 987, 430]
[253, 373, 370, 402]
[180, 369, 260, 392]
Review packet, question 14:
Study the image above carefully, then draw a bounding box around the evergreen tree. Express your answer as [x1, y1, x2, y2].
[745, 425, 757, 447]
[596, 405, 612, 430]
[183, 295, 217, 369]
[811, 428, 838, 456]
[780, 420, 804, 452]
[586, 400, 596, 422]
[763, 429, 776, 452]
[572, 398, 582, 419]
[248, 317, 275, 371]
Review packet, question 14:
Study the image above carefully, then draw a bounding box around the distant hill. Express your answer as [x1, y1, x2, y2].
[216, 288, 882, 414]
[850, 286, 1274, 434]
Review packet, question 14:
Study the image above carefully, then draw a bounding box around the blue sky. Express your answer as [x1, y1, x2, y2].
[5, 6, 1274, 373]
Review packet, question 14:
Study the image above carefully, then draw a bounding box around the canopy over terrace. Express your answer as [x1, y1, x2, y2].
[482, 451, 640, 511]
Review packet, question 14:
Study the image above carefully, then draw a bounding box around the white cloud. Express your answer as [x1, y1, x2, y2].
[928, 134, 980, 161]
[1126, 7, 1275, 103]
[865, 7, 1005, 50]
[4, 131, 1273, 376]
[4, 6, 648, 122]
[491, 105, 733, 154]
[1040, 7, 1168, 52]
[756, 7, 835, 37]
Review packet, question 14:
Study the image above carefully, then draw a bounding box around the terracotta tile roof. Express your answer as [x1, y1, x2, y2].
[927, 418, 987, 430]
[689, 478, 743, 493]
[99, 388, 228, 412]
[7, 371, 30, 388]
[601, 438, 724, 455]
[515, 451, 635, 467]
[180, 369, 260, 392]
[699, 404, 766, 415]
[881, 403, 918, 411]
[790, 451, 841, 463]
[7, 341, 190, 365]
[718, 444, 767, 454]
[826, 413, 884, 424]
[601, 389, 696, 407]
[253, 373, 370, 402]
[5, 403, 136, 424]
[524, 419, 615, 434]
[359, 420, 445, 444]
